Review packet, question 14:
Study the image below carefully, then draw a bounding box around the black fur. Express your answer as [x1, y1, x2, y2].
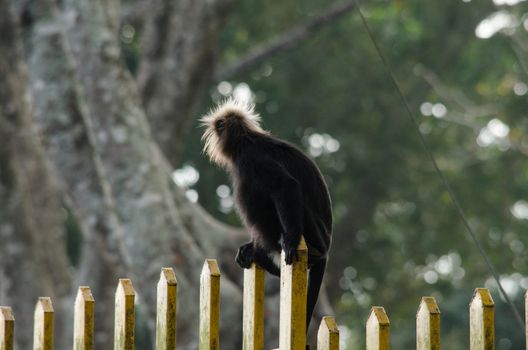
[205, 108, 332, 332]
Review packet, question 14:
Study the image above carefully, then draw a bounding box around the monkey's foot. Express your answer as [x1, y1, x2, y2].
[281, 236, 300, 265]
[284, 247, 299, 265]
[235, 242, 254, 268]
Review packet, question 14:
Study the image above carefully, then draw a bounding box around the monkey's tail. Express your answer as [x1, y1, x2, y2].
[306, 257, 327, 331]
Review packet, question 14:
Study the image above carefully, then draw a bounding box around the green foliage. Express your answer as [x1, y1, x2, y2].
[180, 0, 528, 348]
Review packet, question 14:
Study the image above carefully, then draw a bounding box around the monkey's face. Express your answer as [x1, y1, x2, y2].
[200, 99, 265, 168]
[212, 114, 247, 138]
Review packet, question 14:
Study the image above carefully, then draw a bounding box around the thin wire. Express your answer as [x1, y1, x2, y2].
[352, 0, 525, 331]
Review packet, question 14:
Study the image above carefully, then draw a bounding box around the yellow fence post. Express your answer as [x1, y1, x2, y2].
[199, 259, 221, 350]
[470, 288, 494, 350]
[33, 297, 54, 350]
[416, 297, 440, 350]
[242, 263, 264, 350]
[366, 306, 389, 350]
[114, 279, 135, 350]
[317, 316, 339, 350]
[0, 306, 14, 350]
[279, 237, 308, 350]
[74, 287, 95, 350]
[156, 268, 178, 350]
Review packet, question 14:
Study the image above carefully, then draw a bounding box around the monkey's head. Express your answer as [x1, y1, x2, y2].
[200, 99, 266, 168]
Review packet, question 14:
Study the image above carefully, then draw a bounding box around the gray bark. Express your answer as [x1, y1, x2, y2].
[47, 0, 242, 347]
[0, 2, 72, 347]
[20, 1, 133, 347]
[137, 0, 236, 165]
[0, 0, 335, 347]
[4, 0, 246, 348]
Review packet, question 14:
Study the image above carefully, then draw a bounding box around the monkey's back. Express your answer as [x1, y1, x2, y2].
[233, 133, 333, 263]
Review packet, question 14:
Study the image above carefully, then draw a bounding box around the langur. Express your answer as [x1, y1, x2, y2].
[201, 99, 332, 332]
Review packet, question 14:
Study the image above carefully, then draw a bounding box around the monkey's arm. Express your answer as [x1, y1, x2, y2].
[270, 175, 304, 265]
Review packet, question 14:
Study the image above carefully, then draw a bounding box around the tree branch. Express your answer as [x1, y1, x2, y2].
[215, 0, 356, 80]
[415, 66, 528, 156]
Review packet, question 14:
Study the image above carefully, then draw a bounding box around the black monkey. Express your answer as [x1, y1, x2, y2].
[201, 99, 332, 331]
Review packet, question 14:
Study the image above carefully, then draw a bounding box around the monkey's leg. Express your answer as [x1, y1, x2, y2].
[270, 177, 303, 265]
[253, 248, 280, 277]
[306, 257, 327, 332]
[236, 242, 280, 277]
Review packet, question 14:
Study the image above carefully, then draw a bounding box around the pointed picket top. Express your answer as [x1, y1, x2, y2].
[156, 268, 178, 350]
[279, 236, 308, 350]
[469, 288, 494, 350]
[368, 306, 390, 326]
[416, 297, 440, 350]
[159, 267, 178, 286]
[366, 306, 390, 350]
[200, 259, 221, 350]
[0, 307, 14, 322]
[74, 286, 95, 350]
[242, 263, 264, 350]
[525, 290, 527, 350]
[34, 297, 54, 350]
[35, 297, 54, 314]
[0, 306, 15, 350]
[114, 279, 135, 350]
[417, 297, 440, 316]
[472, 288, 494, 308]
[317, 316, 339, 350]
[297, 236, 308, 251]
[76, 286, 95, 304]
[203, 259, 221, 278]
[117, 279, 136, 298]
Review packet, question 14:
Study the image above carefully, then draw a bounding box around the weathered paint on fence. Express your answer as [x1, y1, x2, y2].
[242, 263, 264, 350]
[33, 297, 54, 350]
[0, 306, 14, 350]
[8, 263, 520, 350]
[74, 286, 95, 350]
[279, 237, 308, 350]
[469, 288, 494, 350]
[114, 279, 135, 350]
[366, 306, 389, 350]
[416, 297, 440, 350]
[199, 259, 221, 350]
[317, 316, 339, 350]
[156, 268, 177, 350]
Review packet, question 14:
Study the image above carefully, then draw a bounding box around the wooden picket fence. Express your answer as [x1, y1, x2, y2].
[0, 238, 525, 349]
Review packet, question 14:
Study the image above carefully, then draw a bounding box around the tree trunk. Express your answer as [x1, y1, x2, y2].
[137, 0, 235, 165]
[0, 2, 72, 347]
[0, 0, 328, 347]
[23, 0, 244, 347]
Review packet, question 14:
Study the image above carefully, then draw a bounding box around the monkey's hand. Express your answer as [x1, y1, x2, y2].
[236, 242, 255, 269]
[282, 237, 300, 265]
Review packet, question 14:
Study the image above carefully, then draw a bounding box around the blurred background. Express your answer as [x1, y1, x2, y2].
[1, 0, 527, 349]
